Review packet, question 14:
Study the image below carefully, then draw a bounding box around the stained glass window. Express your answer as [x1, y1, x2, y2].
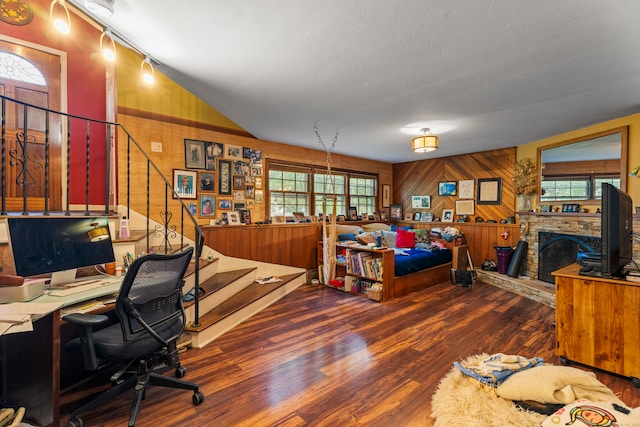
[0, 52, 46, 85]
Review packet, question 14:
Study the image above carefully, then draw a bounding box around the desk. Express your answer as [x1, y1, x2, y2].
[0, 276, 122, 426]
[553, 264, 640, 386]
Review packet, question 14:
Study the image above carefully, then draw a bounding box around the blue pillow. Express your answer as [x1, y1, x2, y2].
[390, 224, 413, 232]
[338, 233, 357, 241]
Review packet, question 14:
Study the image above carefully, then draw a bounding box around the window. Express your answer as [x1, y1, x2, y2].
[267, 161, 377, 218]
[541, 175, 620, 201]
[349, 176, 376, 216]
[0, 52, 46, 85]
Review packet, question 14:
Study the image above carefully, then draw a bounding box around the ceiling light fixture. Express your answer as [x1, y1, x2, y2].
[50, 0, 71, 34]
[100, 29, 116, 61]
[412, 128, 439, 153]
[84, 0, 115, 17]
[140, 56, 155, 84]
[87, 222, 110, 242]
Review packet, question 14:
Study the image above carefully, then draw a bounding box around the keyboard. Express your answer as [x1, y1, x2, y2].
[48, 280, 108, 297]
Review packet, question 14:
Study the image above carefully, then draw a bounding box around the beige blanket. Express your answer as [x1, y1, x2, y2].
[497, 364, 626, 406]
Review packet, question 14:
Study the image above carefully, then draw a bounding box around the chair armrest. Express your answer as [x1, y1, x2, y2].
[63, 313, 110, 371]
[63, 312, 110, 326]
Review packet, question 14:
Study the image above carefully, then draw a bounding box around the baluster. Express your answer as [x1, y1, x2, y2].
[65, 115, 70, 215]
[1, 97, 6, 215]
[84, 121, 90, 215]
[44, 111, 50, 215]
[21, 105, 28, 214]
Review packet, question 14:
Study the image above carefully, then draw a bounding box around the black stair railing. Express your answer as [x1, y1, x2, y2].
[0, 94, 204, 326]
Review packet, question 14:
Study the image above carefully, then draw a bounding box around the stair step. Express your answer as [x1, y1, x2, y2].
[185, 272, 304, 333]
[184, 257, 218, 278]
[183, 267, 255, 306]
[112, 229, 150, 244]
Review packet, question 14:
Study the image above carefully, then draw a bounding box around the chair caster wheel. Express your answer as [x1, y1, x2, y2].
[176, 366, 187, 378]
[559, 356, 568, 365]
[68, 417, 83, 427]
[631, 377, 640, 388]
[193, 391, 204, 405]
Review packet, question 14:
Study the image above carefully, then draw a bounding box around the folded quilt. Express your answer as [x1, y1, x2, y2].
[454, 353, 544, 387]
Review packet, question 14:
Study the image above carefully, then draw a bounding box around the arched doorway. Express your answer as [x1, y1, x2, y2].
[0, 39, 63, 211]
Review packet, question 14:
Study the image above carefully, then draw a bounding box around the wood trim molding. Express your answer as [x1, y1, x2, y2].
[117, 106, 256, 138]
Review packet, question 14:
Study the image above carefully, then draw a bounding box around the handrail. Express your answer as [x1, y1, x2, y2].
[0, 94, 204, 326]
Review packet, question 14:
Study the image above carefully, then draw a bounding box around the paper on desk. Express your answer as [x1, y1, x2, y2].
[0, 302, 63, 316]
[0, 314, 33, 335]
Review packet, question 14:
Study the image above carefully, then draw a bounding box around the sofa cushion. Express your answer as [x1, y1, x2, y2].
[396, 229, 415, 248]
[362, 223, 391, 232]
[381, 230, 397, 248]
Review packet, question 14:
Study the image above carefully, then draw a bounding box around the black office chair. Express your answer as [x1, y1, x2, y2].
[63, 247, 204, 427]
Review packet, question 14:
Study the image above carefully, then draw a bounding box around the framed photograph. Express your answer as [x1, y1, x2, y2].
[233, 190, 245, 200]
[173, 169, 197, 199]
[540, 204, 551, 213]
[218, 159, 232, 195]
[234, 160, 250, 176]
[225, 144, 242, 159]
[218, 199, 232, 210]
[233, 202, 245, 211]
[404, 213, 412, 220]
[442, 209, 454, 222]
[458, 179, 475, 199]
[390, 204, 403, 220]
[293, 212, 306, 223]
[382, 184, 391, 208]
[348, 206, 358, 220]
[411, 195, 431, 209]
[184, 139, 205, 169]
[255, 177, 262, 189]
[477, 177, 502, 205]
[413, 212, 422, 221]
[249, 149, 262, 166]
[562, 203, 580, 213]
[245, 185, 255, 199]
[227, 211, 241, 225]
[368, 214, 375, 220]
[420, 212, 433, 222]
[243, 147, 252, 159]
[233, 175, 245, 190]
[187, 203, 197, 216]
[251, 166, 263, 176]
[239, 209, 252, 224]
[200, 195, 216, 217]
[204, 141, 224, 171]
[255, 189, 264, 203]
[273, 215, 286, 224]
[337, 214, 346, 221]
[199, 172, 214, 191]
[438, 181, 457, 196]
[456, 199, 475, 215]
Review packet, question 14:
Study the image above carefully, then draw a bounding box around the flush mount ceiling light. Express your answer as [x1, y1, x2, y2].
[50, 0, 71, 34]
[84, 0, 115, 17]
[88, 222, 110, 242]
[141, 56, 155, 84]
[412, 128, 439, 153]
[100, 29, 116, 61]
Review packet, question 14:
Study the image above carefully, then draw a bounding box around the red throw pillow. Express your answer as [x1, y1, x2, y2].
[396, 229, 415, 248]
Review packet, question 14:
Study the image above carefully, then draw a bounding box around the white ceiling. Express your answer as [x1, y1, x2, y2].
[74, 0, 640, 164]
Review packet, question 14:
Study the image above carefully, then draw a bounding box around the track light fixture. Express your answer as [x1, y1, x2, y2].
[50, 0, 71, 34]
[100, 29, 116, 61]
[141, 56, 155, 84]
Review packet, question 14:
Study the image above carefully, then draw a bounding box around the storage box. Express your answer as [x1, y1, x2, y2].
[366, 289, 383, 301]
[0, 279, 46, 303]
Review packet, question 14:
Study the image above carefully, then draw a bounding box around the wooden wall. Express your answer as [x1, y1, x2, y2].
[393, 148, 517, 222]
[116, 111, 393, 228]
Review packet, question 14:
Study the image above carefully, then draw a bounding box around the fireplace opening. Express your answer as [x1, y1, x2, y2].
[538, 232, 601, 283]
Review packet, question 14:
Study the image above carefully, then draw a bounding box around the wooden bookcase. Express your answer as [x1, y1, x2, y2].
[318, 242, 394, 301]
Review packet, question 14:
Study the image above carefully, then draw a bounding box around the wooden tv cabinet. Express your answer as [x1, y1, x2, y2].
[553, 264, 640, 386]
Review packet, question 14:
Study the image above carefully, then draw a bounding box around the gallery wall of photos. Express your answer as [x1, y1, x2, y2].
[177, 139, 264, 224]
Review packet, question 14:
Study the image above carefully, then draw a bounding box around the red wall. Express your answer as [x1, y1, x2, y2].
[1, 0, 107, 204]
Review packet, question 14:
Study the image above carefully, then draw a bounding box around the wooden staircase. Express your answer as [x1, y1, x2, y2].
[118, 220, 306, 350]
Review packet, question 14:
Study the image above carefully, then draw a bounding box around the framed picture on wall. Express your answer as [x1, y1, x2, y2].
[184, 139, 205, 169]
[200, 195, 215, 217]
[455, 199, 475, 215]
[438, 181, 457, 196]
[458, 179, 475, 199]
[390, 204, 403, 220]
[477, 177, 502, 205]
[382, 184, 391, 207]
[218, 159, 232, 195]
[173, 169, 197, 199]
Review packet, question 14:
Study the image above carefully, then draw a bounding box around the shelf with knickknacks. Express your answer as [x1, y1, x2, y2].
[513, 157, 537, 212]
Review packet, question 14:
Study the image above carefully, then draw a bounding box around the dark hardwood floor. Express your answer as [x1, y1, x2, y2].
[63, 280, 640, 426]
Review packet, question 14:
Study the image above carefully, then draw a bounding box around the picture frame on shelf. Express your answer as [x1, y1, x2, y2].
[173, 169, 197, 199]
[438, 181, 457, 196]
[227, 211, 241, 225]
[239, 209, 251, 224]
[293, 212, 306, 222]
[184, 139, 205, 169]
[420, 212, 433, 222]
[477, 177, 502, 205]
[405, 213, 412, 220]
[562, 203, 580, 213]
[348, 206, 358, 220]
[442, 209, 454, 222]
[458, 179, 475, 199]
[413, 212, 422, 221]
[390, 204, 403, 220]
[455, 199, 475, 215]
[540, 204, 551, 213]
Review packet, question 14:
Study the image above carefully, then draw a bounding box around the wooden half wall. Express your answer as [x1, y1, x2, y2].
[393, 148, 517, 222]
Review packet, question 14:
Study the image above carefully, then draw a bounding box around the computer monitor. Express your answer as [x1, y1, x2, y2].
[601, 183, 633, 278]
[6, 216, 115, 285]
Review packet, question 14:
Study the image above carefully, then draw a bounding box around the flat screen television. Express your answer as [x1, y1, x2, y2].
[6, 216, 115, 285]
[601, 183, 633, 278]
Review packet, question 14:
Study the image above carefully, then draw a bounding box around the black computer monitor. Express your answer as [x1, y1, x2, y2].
[6, 216, 115, 285]
[601, 183, 633, 278]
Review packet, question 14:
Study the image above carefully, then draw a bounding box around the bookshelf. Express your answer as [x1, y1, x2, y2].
[318, 242, 394, 301]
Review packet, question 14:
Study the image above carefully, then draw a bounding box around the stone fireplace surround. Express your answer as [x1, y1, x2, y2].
[517, 212, 640, 281]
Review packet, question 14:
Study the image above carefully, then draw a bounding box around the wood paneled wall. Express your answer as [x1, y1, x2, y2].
[393, 148, 517, 223]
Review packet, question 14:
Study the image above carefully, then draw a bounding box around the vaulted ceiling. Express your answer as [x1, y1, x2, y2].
[72, 0, 640, 163]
